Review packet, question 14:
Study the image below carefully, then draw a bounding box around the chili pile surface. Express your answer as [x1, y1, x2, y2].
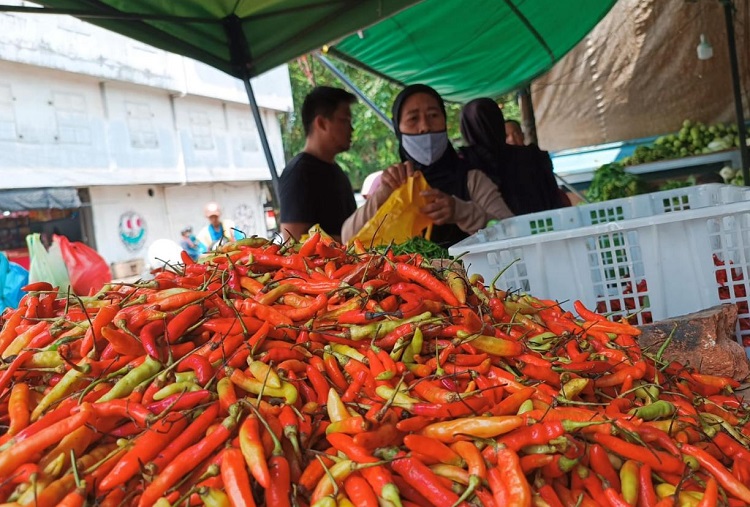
[0, 234, 748, 507]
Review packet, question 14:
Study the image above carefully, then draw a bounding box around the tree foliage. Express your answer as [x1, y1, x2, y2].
[278, 55, 521, 191]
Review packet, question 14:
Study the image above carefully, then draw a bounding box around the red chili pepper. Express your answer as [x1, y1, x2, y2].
[234, 413, 270, 490]
[603, 482, 631, 507]
[322, 354, 348, 392]
[99, 411, 188, 491]
[589, 443, 621, 492]
[487, 447, 531, 507]
[221, 447, 258, 507]
[391, 455, 461, 506]
[5, 382, 30, 439]
[138, 407, 237, 507]
[392, 475, 434, 506]
[101, 325, 145, 356]
[139, 319, 166, 361]
[404, 434, 464, 466]
[592, 434, 684, 474]
[594, 360, 647, 388]
[149, 403, 220, 473]
[305, 363, 330, 405]
[286, 293, 328, 321]
[395, 263, 460, 306]
[22, 281, 54, 292]
[78, 399, 153, 427]
[165, 304, 203, 343]
[265, 453, 292, 507]
[0, 407, 92, 477]
[176, 354, 214, 385]
[146, 390, 212, 414]
[695, 476, 718, 507]
[518, 362, 561, 387]
[410, 396, 489, 419]
[326, 433, 402, 506]
[0, 310, 24, 356]
[681, 443, 750, 503]
[341, 368, 372, 403]
[344, 474, 379, 507]
[488, 386, 536, 416]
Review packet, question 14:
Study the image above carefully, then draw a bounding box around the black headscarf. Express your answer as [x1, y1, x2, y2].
[392, 84, 470, 246]
[459, 98, 564, 215]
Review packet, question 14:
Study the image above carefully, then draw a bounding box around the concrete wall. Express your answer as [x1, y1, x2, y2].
[89, 182, 267, 265]
[0, 60, 286, 188]
[0, 3, 292, 266]
[0, 2, 293, 112]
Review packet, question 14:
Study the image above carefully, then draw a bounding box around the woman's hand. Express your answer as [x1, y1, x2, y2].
[420, 189, 456, 225]
[380, 161, 415, 192]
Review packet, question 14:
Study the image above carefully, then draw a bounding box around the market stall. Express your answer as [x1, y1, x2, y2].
[0, 188, 84, 270]
[0, 2, 748, 506]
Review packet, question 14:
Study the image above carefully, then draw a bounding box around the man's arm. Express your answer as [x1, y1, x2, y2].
[281, 222, 312, 242]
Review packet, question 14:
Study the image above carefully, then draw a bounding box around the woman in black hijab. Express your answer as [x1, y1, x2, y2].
[342, 85, 512, 246]
[459, 98, 565, 215]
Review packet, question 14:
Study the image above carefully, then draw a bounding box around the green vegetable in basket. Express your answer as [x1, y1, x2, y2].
[376, 237, 451, 260]
[585, 162, 646, 202]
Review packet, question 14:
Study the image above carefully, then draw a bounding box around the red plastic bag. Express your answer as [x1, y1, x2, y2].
[55, 235, 112, 295]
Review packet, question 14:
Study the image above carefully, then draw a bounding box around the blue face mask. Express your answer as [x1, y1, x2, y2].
[401, 131, 449, 166]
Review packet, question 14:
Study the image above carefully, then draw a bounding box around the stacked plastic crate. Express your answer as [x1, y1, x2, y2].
[450, 184, 750, 355]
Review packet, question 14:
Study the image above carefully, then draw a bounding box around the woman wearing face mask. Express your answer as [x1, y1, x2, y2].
[341, 84, 513, 246]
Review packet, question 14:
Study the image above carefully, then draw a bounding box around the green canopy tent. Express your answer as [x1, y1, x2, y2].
[0, 0, 617, 197]
[0, 0, 420, 199]
[332, 0, 616, 102]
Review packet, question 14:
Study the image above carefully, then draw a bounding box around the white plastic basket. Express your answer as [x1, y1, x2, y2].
[450, 187, 750, 355]
[481, 184, 750, 242]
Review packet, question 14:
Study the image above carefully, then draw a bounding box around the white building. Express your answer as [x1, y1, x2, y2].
[0, 4, 292, 272]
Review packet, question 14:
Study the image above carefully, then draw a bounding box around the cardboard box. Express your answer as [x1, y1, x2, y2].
[111, 258, 145, 279]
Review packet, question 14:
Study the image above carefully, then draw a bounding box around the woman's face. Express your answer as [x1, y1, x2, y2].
[398, 93, 446, 135]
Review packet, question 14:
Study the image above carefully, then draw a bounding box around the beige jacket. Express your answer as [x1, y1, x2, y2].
[341, 169, 513, 244]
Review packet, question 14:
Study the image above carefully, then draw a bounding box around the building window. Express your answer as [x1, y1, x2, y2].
[238, 118, 259, 153]
[190, 111, 214, 151]
[0, 84, 17, 141]
[126, 101, 158, 149]
[53, 92, 91, 145]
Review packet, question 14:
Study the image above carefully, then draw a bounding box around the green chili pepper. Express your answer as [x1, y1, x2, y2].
[628, 400, 675, 420]
[98, 356, 163, 403]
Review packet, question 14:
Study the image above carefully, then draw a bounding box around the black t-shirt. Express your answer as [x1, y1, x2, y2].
[279, 152, 357, 237]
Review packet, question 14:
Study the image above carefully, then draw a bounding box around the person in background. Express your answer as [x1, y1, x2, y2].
[342, 84, 513, 246]
[197, 202, 241, 251]
[360, 170, 383, 200]
[460, 98, 566, 216]
[505, 119, 526, 146]
[695, 172, 725, 185]
[279, 86, 358, 242]
[179, 226, 202, 261]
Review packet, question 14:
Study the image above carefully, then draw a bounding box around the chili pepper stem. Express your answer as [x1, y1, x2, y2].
[452, 474, 481, 507]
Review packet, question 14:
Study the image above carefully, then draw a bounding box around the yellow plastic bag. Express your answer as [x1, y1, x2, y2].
[351, 173, 433, 247]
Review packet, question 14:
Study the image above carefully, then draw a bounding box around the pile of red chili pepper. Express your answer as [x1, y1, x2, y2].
[0, 234, 749, 507]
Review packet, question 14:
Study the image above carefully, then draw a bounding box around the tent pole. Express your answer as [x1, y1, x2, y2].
[722, 0, 749, 186]
[314, 52, 394, 131]
[554, 173, 589, 203]
[518, 85, 538, 146]
[223, 14, 281, 202]
[241, 74, 281, 201]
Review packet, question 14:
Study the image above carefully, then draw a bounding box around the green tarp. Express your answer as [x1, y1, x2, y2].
[12, 0, 616, 100]
[332, 0, 617, 102]
[8, 1, 419, 78]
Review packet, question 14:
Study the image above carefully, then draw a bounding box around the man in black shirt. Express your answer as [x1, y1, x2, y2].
[279, 86, 357, 242]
